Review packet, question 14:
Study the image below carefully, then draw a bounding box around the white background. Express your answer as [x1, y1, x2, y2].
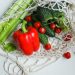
[0, 0, 75, 75]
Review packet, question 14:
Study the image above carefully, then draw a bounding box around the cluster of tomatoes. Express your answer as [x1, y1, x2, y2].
[25, 15, 72, 59]
[50, 23, 61, 33]
[25, 15, 62, 34]
[34, 22, 62, 34]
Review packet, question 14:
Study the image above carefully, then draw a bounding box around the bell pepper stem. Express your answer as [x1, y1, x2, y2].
[22, 20, 28, 33]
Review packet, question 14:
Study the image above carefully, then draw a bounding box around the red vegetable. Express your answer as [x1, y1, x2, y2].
[34, 21, 41, 28]
[63, 33, 72, 41]
[50, 23, 56, 30]
[44, 43, 51, 50]
[13, 21, 40, 55]
[25, 15, 32, 22]
[39, 27, 46, 34]
[63, 52, 71, 59]
[55, 27, 61, 34]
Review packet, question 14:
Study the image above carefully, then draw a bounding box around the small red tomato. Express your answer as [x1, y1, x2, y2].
[50, 23, 56, 30]
[63, 52, 71, 59]
[44, 43, 51, 50]
[55, 27, 61, 34]
[25, 15, 32, 22]
[64, 38, 71, 41]
[39, 27, 46, 34]
[34, 22, 41, 28]
[63, 34, 72, 41]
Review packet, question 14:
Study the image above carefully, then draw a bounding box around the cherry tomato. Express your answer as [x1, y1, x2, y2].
[63, 34, 72, 41]
[50, 23, 56, 30]
[63, 52, 71, 59]
[44, 43, 51, 50]
[34, 22, 41, 28]
[25, 15, 32, 22]
[55, 27, 61, 34]
[39, 27, 46, 34]
[64, 38, 71, 41]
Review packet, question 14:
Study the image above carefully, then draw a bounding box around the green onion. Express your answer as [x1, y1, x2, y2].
[0, 0, 24, 32]
[0, 0, 33, 44]
[0, 21, 8, 33]
[3, 43, 16, 52]
[0, 0, 24, 27]
[4, 0, 24, 17]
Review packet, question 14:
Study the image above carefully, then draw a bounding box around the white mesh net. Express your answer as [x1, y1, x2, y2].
[0, 0, 75, 75]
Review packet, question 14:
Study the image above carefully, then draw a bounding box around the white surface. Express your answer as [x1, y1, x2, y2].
[0, 0, 75, 75]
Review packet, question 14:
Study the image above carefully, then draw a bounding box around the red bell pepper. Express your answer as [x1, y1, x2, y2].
[13, 21, 40, 55]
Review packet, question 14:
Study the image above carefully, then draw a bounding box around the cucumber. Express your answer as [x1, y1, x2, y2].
[39, 33, 48, 45]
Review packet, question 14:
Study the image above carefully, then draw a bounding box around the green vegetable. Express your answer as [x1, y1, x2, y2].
[39, 33, 48, 45]
[36, 6, 64, 22]
[37, 6, 53, 21]
[56, 16, 70, 32]
[0, 0, 33, 44]
[0, 21, 8, 33]
[4, 0, 24, 17]
[3, 43, 16, 52]
[0, 0, 24, 32]
[51, 10, 64, 18]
